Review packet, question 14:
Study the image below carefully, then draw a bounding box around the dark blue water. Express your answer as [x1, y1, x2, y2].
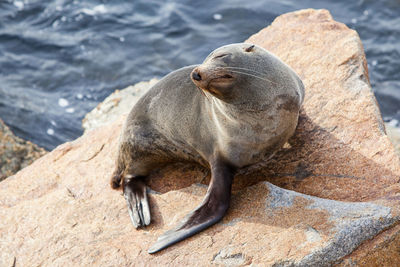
[1, 0, 399, 150]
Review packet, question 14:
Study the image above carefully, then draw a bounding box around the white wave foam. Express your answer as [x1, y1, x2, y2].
[66, 108, 75, 113]
[47, 128, 55, 135]
[58, 98, 69, 107]
[81, 4, 107, 16]
[13, 1, 24, 10]
[213, 13, 222, 20]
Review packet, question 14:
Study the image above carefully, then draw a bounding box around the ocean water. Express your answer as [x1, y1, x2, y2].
[0, 0, 399, 150]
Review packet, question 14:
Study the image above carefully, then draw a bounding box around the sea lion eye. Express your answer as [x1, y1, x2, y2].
[214, 53, 229, 59]
[245, 45, 255, 52]
[221, 74, 233, 79]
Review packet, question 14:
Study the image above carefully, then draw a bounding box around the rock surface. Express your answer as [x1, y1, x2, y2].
[0, 119, 46, 181]
[1, 9, 400, 266]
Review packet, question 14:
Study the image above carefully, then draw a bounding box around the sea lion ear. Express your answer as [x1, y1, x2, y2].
[245, 44, 255, 52]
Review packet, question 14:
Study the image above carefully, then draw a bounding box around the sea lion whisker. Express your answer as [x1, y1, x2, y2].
[196, 85, 205, 96]
[217, 66, 267, 77]
[217, 69, 277, 85]
[215, 66, 273, 81]
[196, 85, 211, 100]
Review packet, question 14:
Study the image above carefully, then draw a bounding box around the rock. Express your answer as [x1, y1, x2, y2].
[0, 119, 46, 181]
[82, 78, 159, 132]
[1, 9, 400, 266]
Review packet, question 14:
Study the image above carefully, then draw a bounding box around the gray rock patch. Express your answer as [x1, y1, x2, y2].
[263, 182, 396, 266]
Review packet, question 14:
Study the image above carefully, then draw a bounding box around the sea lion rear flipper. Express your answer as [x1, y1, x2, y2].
[148, 160, 235, 254]
[123, 177, 151, 228]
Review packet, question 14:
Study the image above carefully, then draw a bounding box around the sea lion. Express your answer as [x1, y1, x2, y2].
[110, 43, 304, 253]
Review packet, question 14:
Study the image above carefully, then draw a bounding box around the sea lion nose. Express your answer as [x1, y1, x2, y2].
[192, 70, 202, 81]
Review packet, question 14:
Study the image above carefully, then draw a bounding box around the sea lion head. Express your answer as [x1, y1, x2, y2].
[190, 43, 287, 107]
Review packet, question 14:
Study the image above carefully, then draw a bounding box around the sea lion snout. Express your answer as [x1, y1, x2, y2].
[191, 66, 233, 86]
[191, 67, 208, 88]
[191, 65, 237, 99]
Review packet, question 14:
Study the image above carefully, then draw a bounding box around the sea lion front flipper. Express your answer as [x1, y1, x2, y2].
[123, 177, 151, 228]
[148, 159, 235, 254]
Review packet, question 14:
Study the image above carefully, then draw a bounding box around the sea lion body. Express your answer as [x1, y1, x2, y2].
[111, 43, 304, 253]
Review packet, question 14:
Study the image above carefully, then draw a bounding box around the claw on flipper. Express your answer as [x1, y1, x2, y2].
[123, 177, 151, 228]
